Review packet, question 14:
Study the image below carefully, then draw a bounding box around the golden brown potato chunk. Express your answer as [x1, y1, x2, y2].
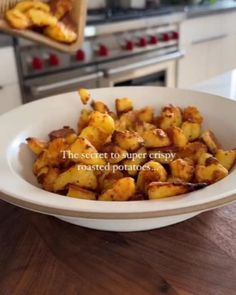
[116, 111, 137, 131]
[50, 0, 73, 20]
[179, 142, 208, 162]
[15, 1, 50, 13]
[183, 106, 203, 124]
[170, 159, 194, 182]
[44, 22, 77, 43]
[5, 9, 31, 30]
[102, 143, 127, 164]
[198, 152, 218, 166]
[27, 9, 57, 27]
[201, 130, 221, 154]
[91, 101, 110, 113]
[67, 185, 96, 200]
[49, 126, 75, 141]
[195, 163, 228, 184]
[89, 111, 115, 136]
[79, 126, 108, 151]
[215, 149, 236, 171]
[78, 88, 90, 105]
[116, 98, 133, 115]
[26, 137, 47, 155]
[41, 168, 60, 192]
[159, 105, 182, 130]
[99, 177, 135, 201]
[122, 147, 147, 176]
[136, 107, 154, 123]
[166, 126, 188, 148]
[142, 129, 171, 148]
[97, 170, 124, 192]
[77, 109, 92, 132]
[181, 122, 201, 141]
[54, 164, 98, 192]
[148, 182, 206, 199]
[137, 161, 167, 192]
[112, 130, 144, 152]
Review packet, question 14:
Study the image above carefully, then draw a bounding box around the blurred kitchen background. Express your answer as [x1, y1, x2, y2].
[1, 0, 236, 114]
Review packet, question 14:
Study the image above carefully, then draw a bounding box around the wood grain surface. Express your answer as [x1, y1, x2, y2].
[0, 199, 236, 295]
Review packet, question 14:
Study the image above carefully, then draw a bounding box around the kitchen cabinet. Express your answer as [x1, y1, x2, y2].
[178, 11, 236, 88]
[0, 46, 22, 114]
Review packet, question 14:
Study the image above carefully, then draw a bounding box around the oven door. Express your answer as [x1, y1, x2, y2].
[23, 68, 103, 103]
[100, 50, 184, 88]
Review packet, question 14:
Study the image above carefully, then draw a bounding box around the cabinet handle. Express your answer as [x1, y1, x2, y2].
[192, 34, 228, 45]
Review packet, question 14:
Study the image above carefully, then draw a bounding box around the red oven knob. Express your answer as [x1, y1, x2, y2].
[138, 37, 147, 47]
[32, 57, 44, 70]
[149, 35, 158, 45]
[76, 49, 86, 61]
[171, 31, 179, 40]
[162, 33, 170, 42]
[49, 53, 59, 66]
[125, 40, 134, 51]
[98, 44, 109, 57]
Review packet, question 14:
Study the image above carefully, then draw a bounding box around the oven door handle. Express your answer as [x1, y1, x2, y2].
[104, 51, 185, 77]
[30, 72, 104, 96]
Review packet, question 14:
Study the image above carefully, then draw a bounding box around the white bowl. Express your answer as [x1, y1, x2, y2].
[0, 87, 236, 232]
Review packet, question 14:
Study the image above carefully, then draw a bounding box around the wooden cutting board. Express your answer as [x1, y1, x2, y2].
[0, 199, 236, 295]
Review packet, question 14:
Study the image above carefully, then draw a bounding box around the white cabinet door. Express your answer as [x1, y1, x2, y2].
[0, 47, 19, 85]
[0, 84, 22, 114]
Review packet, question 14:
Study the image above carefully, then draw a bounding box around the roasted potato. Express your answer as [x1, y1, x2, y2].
[142, 129, 171, 148]
[54, 164, 97, 192]
[50, 0, 73, 20]
[41, 167, 60, 191]
[80, 126, 108, 151]
[44, 22, 77, 43]
[99, 177, 135, 201]
[215, 149, 236, 171]
[166, 126, 188, 148]
[5, 9, 31, 30]
[89, 111, 115, 136]
[178, 142, 208, 162]
[170, 158, 194, 182]
[79, 88, 90, 105]
[158, 105, 182, 130]
[97, 170, 124, 192]
[122, 147, 147, 176]
[26, 137, 47, 155]
[116, 111, 137, 131]
[148, 147, 177, 164]
[137, 161, 167, 192]
[136, 107, 154, 123]
[91, 100, 110, 113]
[181, 122, 201, 141]
[195, 163, 228, 184]
[183, 106, 203, 124]
[198, 152, 218, 166]
[148, 182, 207, 200]
[135, 122, 156, 136]
[116, 98, 133, 115]
[15, 1, 50, 13]
[112, 130, 144, 152]
[77, 108, 92, 132]
[49, 126, 75, 141]
[102, 143, 127, 164]
[201, 130, 221, 154]
[27, 8, 57, 27]
[67, 184, 96, 200]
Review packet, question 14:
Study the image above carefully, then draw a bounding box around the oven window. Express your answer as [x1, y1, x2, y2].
[114, 71, 165, 87]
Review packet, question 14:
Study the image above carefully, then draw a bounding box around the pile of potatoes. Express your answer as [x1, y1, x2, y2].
[26, 89, 236, 201]
[5, 0, 77, 43]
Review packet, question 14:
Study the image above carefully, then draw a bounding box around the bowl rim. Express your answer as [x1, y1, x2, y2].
[1, 86, 236, 219]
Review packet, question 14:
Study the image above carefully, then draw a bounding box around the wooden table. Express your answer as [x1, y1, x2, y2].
[0, 199, 235, 295]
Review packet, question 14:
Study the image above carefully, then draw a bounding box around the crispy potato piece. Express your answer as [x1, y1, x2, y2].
[122, 147, 147, 176]
[49, 126, 75, 141]
[69, 137, 106, 166]
[148, 182, 207, 199]
[5, 9, 31, 30]
[41, 168, 60, 191]
[27, 9, 57, 27]
[170, 159, 194, 182]
[115, 111, 137, 131]
[33, 151, 49, 175]
[201, 130, 221, 154]
[77, 109, 92, 132]
[115, 98, 133, 115]
[166, 126, 188, 148]
[198, 152, 218, 166]
[215, 149, 236, 171]
[102, 143, 127, 164]
[148, 148, 177, 164]
[79, 88, 90, 105]
[142, 129, 171, 148]
[195, 163, 228, 184]
[15, 1, 50, 13]
[181, 122, 201, 141]
[99, 177, 135, 201]
[97, 170, 124, 192]
[179, 142, 208, 162]
[136, 107, 154, 123]
[80, 126, 108, 151]
[44, 22, 77, 43]
[50, 0, 73, 20]
[26, 137, 47, 155]
[91, 100, 109, 113]
[89, 111, 115, 136]
[137, 161, 167, 192]
[135, 122, 156, 136]
[65, 133, 77, 145]
[159, 105, 182, 130]
[112, 130, 144, 152]
[67, 185, 96, 200]
[183, 106, 203, 124]
[54, 164, 97, 192]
